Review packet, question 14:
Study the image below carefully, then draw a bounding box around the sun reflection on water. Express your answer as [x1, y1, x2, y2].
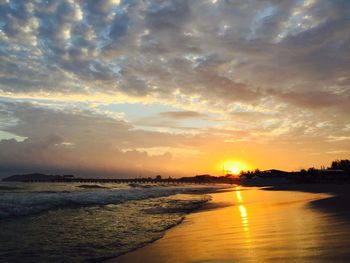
[239, 205, 249, 230]
[235, 187, 251, 245]
[236, 189, 243, 203]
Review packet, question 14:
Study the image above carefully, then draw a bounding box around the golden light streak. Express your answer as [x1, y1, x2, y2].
[235, 187, 251, 245]
[236, 188, 243, 203]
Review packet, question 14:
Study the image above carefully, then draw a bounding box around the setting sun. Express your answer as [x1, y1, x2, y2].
[221, 161, 250, 175]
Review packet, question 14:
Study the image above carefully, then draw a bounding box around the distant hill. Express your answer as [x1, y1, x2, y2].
[2, 173, 65, 182]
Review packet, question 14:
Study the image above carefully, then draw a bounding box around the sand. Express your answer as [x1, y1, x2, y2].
[105, 185, 350, 263]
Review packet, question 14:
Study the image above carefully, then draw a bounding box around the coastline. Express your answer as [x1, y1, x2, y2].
[103, 187, 238, 263]
[106, 184, 350, 263]
[264, 183, 350, 218]
[97, 186, 232, 262]
[0, 183, 230, 262]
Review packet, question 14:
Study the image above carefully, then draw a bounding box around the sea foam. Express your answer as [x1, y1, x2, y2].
[0, 184, 216, 219]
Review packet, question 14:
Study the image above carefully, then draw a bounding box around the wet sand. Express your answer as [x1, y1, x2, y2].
[265, 184, 350, 218]
[107, 185, 350, 263]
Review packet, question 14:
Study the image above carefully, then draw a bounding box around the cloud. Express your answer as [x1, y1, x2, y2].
[270, 89, 350, 113]
[1, 0, 349, 107]
[0, 101, 199, 177]
[159, 111, 207, 119]
[0, 0, 349, 174]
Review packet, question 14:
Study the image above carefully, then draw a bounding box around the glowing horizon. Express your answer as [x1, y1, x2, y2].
[219, 160, 251, 175]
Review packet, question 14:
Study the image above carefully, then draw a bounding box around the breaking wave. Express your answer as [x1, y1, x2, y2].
[0, 184, 217, 219]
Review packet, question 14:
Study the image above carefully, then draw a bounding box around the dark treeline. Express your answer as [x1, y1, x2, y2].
[330, 159, 350, 171]
[239, 159, 350, 184]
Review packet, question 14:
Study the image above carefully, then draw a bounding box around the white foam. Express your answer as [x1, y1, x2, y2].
[0, 185, 217, 219]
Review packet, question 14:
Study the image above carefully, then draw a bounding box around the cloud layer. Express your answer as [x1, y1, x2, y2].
[0, 0, 349, 176]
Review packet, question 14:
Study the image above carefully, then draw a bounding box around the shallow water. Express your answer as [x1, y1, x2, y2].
[0, 182, 220, 262]
[115, 187, 350, 263]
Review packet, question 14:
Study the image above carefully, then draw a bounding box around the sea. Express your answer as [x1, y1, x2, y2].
[0, 182, 224, 262]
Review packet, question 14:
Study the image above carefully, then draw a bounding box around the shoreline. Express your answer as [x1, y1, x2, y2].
[264, 183, 350, 218]
[107, 183, 350, 263]
[102, 187, 237, 263]
[99, 186, 232, 262]
[103, 187, 237, 263]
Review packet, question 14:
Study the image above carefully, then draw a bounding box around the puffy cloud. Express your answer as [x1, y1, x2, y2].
[0, 0, 349, 175]
[1, 0, 349, 104]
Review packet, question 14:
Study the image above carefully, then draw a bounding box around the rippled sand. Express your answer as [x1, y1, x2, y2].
[113, 187, 350, 263]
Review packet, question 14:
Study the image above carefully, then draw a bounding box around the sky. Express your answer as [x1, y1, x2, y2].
[0, 0, 349, 178]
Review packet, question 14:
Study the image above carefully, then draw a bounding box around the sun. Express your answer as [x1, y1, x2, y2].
[230, 166, 241, 175]
[222, 160, 249, 175]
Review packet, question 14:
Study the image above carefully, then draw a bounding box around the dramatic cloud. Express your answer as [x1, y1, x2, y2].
[0, 101, 197, 176]
[0, 0, 349, 176]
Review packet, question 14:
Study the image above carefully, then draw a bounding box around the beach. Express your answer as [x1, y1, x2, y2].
[109, 185, 350, 263]
[0, 183, 224, 262]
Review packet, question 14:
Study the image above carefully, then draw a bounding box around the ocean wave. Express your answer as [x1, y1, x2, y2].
[0, 193, 213, 262]
[0, 185, 217, 219]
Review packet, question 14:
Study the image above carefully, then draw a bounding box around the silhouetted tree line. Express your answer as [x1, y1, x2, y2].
[330, 159, 350, 171]
[179, 174, 240, 183]
[239, 159, 350, 184]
